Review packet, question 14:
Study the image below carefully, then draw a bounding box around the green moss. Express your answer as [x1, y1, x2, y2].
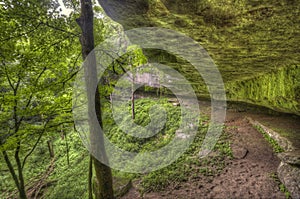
[254, 125, 284, 153]
[103, 98, 182, 152]
[227, 65, 300, 115]
[141, 0, 300, 115]
[270, 172, 291, 199]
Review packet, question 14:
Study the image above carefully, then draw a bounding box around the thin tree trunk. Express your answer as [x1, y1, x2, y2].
[64, 132, 70, 166]
[2, 151, 21, 195]
[47, 140, 54, 158]
[88, 155, 93, 199]
[76, 1, 114, 198]
[15, 143, 27, 199]
[131, 71, 135, 119]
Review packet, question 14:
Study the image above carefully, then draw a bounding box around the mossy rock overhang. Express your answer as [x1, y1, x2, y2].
[97, 0, 300, 115]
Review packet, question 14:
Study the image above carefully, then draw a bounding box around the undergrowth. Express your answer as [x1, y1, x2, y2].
[108, 98, 232, 194]
[0, 98, 231, 198]
[254, 125, 284, 153]
[270, 172, 291, 199]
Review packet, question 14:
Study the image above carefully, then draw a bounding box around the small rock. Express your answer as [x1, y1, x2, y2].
[278, 150, 300, 166]
[176, 130, 191, 139]
[231, 145, 248, 159]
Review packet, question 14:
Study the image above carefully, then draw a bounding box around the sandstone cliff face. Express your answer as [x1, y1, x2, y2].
[97, 0, 300, 115]
[97, 0, 149, 21]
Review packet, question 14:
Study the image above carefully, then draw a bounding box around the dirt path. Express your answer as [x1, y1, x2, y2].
[121, 105, 292, 198]
[206, 116, 284, 199]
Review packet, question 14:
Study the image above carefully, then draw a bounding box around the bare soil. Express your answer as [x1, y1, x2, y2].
[121, 105, 295, 199]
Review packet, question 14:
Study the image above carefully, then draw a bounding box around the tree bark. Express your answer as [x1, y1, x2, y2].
[88, 155, 93, 199]
[64, 132, 70, 166]
[47, 140, 55, 158]
[131, 71, 135, 119]
[2, 151, 23, 198]
[15, 143, 27, 199]
[76, 0, 114, 198]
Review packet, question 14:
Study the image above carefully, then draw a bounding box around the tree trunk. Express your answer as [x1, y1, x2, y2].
[131, 71, 135, 119]
[76, 0, 114, 198]
[88, 155, 93, 199]
[2, 151, 24, 198]
[47, 140, 54, 158]
[15, 144, 27, 199]
[64, 132, 70, 166]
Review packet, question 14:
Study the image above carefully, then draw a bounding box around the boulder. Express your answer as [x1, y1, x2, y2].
[277, 162, 300, 199]
[278, 150, 300, 166]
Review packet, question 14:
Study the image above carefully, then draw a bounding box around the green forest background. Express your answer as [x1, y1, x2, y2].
[0, 0, 299, 198]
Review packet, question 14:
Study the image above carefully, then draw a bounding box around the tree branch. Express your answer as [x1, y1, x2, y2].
[41, 21, 80, 37]
[21, 119, 50, 169]
[0, 23, 42, 42]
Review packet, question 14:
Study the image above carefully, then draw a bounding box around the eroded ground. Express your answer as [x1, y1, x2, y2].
[121, 103, 299, 198]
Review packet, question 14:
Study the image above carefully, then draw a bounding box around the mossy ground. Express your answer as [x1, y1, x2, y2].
[0, 98, 231, 198]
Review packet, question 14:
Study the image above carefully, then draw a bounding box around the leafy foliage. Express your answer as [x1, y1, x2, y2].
[0, 0, 81, 198]
[0, 0, 80, 152]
